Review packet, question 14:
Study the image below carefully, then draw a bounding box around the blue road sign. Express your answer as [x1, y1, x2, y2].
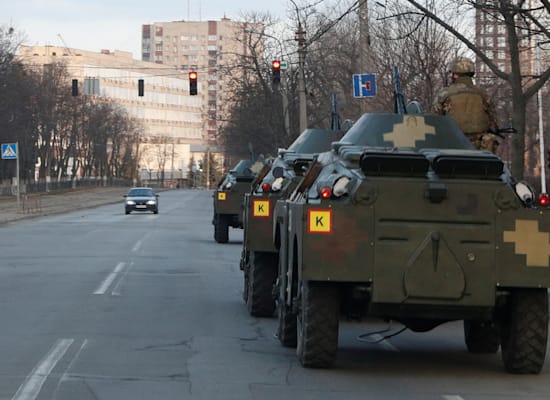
[353, 73, 377, 98]
[1, 143, 17, 160]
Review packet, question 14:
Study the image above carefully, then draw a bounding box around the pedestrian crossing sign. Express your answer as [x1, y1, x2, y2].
[1, 143, 17, 159]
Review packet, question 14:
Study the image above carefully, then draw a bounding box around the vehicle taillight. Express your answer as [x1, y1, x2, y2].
[262, 182, 272, 192]
[320, 187, 332, 199]
[539, 193, 549, 207]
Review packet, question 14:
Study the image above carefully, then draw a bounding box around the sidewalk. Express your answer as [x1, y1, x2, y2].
[0, 186, 129, 225]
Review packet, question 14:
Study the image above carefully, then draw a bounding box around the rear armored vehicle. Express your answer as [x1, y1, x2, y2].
[212, 159, 262, 243]
[241, 129, 344, 316]
[276, 112, 550, 374]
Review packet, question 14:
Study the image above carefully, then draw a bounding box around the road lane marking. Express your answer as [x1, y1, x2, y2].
[12, 338, 74, 400]
[111, 261, 134, 296]
[53, 339, 88, 398]
[443, 396, 465, 400]
[94, 262, 125, 295]
[132, 232, 152, 253]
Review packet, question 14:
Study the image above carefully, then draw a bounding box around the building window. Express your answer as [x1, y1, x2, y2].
[208, 35, 217, 41]
[498, 36, 506, 48]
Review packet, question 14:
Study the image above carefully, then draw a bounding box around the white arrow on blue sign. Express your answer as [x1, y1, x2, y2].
[353, 73, 377, 98]
[1, 143, 18, 160]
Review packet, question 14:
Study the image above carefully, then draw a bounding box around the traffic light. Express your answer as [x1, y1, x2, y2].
[138, 79, 144, 96]
[547, 150, 550, 169]
[71, 79, 78, 96]
[271, 60, 281, 85]
[189, 71, 198, 95]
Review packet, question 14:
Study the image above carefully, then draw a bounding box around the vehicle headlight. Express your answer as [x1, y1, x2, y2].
[126, 200, 136, 205]
[224, 182, 233, 190]
[333, 177, 350, 197]
[514, 181, 534, 205]
[271, 177, 284, 192]
[146, 200, 157, 205]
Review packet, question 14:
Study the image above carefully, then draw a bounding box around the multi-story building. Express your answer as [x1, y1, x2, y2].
[474, 3, 549, 176]
[141, 18, 262, 147]
[17, 45, 204, 183]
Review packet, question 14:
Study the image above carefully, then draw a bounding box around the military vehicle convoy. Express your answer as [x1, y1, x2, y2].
[212, 159, 262, 243]
[275, 112, 550, 374]
[241, 129, 344, 317]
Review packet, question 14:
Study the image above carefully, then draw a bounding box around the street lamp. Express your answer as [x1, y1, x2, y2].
[536, 39, 550, 199]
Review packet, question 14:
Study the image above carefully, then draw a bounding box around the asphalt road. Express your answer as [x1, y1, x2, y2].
[0, 189, 549, 400]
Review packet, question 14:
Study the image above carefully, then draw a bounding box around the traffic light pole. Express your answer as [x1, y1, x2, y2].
[536, 42, 546, 194]
[296, 24, 307, 133]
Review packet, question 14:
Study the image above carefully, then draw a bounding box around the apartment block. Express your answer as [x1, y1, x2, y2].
[17, 45, 203, 181]
[142, 18, 262, 146]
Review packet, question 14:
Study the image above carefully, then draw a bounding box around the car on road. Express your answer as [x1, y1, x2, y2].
[124, 187, 159, 214]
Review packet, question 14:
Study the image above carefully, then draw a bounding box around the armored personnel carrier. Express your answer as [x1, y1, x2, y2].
[212, 159, 262, 243]
[241, 129, 344, 317]
[276, 112, 550, 374]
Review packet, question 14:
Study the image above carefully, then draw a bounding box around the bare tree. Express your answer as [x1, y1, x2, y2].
[402, 0, 550, 178]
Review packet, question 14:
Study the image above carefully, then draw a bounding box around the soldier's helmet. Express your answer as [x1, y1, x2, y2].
[449, 57, 475, 74]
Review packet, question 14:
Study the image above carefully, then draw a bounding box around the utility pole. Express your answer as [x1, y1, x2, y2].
[295, 23, 307, 133]
[359, 0, 370, 114]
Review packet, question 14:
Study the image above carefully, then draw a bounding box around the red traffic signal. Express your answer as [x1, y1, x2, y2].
[271, 60, 281, 85]
[189, 71, 198, 95]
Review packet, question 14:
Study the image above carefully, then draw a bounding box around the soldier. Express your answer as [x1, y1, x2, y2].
[433, 57, 499, 152]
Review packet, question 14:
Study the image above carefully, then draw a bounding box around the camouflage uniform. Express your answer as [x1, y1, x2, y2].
[433, 59, 499, 153]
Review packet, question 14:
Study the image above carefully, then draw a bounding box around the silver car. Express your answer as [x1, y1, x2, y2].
[124, 187, 159, 214]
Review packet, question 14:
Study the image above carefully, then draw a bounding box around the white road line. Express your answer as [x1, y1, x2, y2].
[370, 334, 399, 352]
[132, 239, 143, 252]
[111, 261, 134, 296]
[132, 232, 153, 253]
[12, 338, 74, 400]
[443, 396, 465, 400]
[93, 262, 125, 295]
[54, 339, 88, 398]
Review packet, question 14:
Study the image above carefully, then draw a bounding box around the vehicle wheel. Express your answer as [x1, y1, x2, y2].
[242, 251, 249, 303]
[277, 252, 297, 347]
[153, 209, 158, 214]
[214, 215, 229, 243]
[297, 281, 339, 368]
[125, 210, 130, 215]
[246, 251, 277, 317]
[278, 294, 297, 347]
[464, 320, 500, 353]
[500, 288, 548, 374]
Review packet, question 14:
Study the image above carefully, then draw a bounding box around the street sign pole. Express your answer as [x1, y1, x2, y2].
[16, 141, 20, 209]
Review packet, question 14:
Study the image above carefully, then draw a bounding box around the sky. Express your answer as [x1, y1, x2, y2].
[2, 0, 289, 59]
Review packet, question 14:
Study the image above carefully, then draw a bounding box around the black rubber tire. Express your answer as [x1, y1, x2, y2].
[297, 281, 339, 368]
[464, 320, 500, 353]
[246, 251, 278, 317]
[278, 298, 297, 347]
[242, 252, 249, 303]
[214, 215, 229, 243]
[500, 288, 548, 374]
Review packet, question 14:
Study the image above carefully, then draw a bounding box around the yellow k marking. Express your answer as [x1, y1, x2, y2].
[503, 219, 550, 267]
[253, 200, 270, 217]
[384, 116, 436, 147]
[308, 210, 332, 233]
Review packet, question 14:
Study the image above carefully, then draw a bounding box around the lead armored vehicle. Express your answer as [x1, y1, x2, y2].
[212, 159, 262, 243]
[276, 112, 550, 374]
[241, 129, 344, 317]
